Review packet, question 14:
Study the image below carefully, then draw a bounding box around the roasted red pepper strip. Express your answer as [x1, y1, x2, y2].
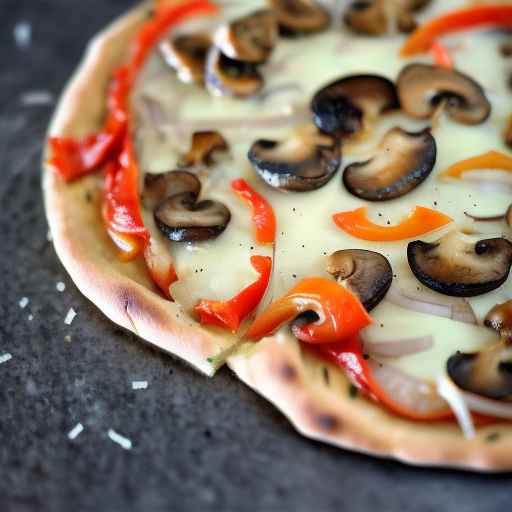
[231, 178, 276, 244]
[195, 255, 272, 332]
[401, 4, 512, 56]
[430, 41, 453, 69]
[246, 278, 372, 343]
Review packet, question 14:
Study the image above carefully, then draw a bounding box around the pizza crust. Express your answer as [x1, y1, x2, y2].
[42, 2, 234, 376]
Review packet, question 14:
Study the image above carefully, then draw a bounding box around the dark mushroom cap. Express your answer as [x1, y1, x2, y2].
[326, 249, 392, 311]
[485, 300, 512, 341]
[447, 341, 512, 400]
[311, 75, 399, 137]
[142, 171, 201, 211]
[343, 127, 436, 201]
[248, 128, 341, 192]
[397, 0, 431, 11]
[397, 64, 491, 125]
[205, 47, 263, 98]
[178, 131, 229, 169]
[408, 232, 512, 297]
[344, 1, 388, 36]
[214, 9, 277, 63]
[155, 192, 231, 242]
[159, 33, 211, 85]
[269, 0, 331, 36]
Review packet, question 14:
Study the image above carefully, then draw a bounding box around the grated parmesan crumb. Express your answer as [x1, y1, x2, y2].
[64, 308, 76, 325]
[14, 21, 31, 49]
[19, 297, 29, 309]
[108, 429, 132, 450]
[0, 353, 12, 365]
[132, 381, 148, 390]
[67, 423, 84, 440]
[28, 314, 34, 322]
[20, 90, 54, 107]
[64, 335, 72, 343]
[56, 282, 66, 292]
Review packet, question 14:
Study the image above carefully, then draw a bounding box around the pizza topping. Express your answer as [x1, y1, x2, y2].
[447, 340, 512, 400]
[311, 75, 399, 137]
[246, 277, 372, 343]
[484, 301, 512, 341]
[407, 231, 512, 297]
[440, 150, 512, 180]
[464, 205, 512, 226]
[342, 127, 436, 201]
[159, 33, 211, 85]
[205, 47, 263, 97]
[430, 41, 453, 69]
[326, 249, 392, 312]
[362, 335, 434, 358]
[505, 115, 512, 148]
[155, 193, 231, 242]
[333, 205, 452, 242]
[397, 64, 491, 125]
[269, 0, 331, 36]
[213, 9, 277, 63]
[248, 127, 341, 192]
[178, 130, 229, 169]
[142, 170, 201, 211]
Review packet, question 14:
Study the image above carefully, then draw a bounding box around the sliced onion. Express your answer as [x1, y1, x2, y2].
[461, 391, 512, 420]
[362, 335, 434, 357]
[437, 375, 476, 438]
[462, 169, 512, 186]
[385, 288, 476, 324]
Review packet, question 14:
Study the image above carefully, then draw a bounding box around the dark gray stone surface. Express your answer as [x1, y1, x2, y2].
[1, 1, 511, 511]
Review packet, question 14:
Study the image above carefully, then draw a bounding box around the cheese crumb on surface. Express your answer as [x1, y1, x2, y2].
[108, 429, 132, 450]
[67, 423, 84, 440]
[14, 21, 31, 49]
[64, 335, 72, 343]
[20, 90, 54, 106]
[56, 282, 66, 292]
[64, 308, 76, 325]
[132, 381, 148, 390]
[19, 297, 29, 309]
[0, 353, 12, 365]
[27, 314, 34, 322]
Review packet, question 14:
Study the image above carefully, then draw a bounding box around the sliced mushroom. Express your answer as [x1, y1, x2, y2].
[248, 127, 341, 191]
[214, 9, 277, 63]
[485, 301, 512, 341]
[311, 75, 399, 137]
[205, 47, 263, 98]
[447, 341, 512, 400]
[178, 131, 229, 169]
[396, 0, 431, 11]
[155, 192, 231, 242]
[505, 116, 512, 148]
[407, 231, 512, 297]
[344, 1, 388, 36]
[142, 171, 201, 211]
[326, 249, 392, 311]
[343, 127, 436, 201]
[159, 33, 211, 85]
[397, 64, 491, 125]
[269, 0, 331, 36]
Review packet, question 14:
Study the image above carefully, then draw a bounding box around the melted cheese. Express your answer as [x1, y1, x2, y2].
[133, 0, 512, 380]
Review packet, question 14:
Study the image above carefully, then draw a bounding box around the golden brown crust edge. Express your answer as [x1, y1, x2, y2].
[42, 2, 234, 376]
[228, 335, 512, 472]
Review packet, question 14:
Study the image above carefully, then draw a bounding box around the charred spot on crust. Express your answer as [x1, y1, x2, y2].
[315, 413, 340, 432]
[279, 362, 298, 382]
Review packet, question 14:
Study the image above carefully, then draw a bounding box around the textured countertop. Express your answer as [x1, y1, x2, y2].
[1, 1, 511, 510]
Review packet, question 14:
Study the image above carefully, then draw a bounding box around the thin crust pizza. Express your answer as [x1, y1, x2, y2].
[43, 0, 512, 470]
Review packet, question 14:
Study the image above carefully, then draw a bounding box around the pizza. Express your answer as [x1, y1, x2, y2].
[43, 0, 512, 470]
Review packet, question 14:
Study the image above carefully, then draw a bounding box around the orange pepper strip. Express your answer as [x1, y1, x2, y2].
[144, 241, 178, 299]
[195, 256, 272, 333]
[401, 4, 512, 57]
[245, 277, 372, 343]
[332, 206, 452, 242]
[430, 41, 453, 69]
[439, 150, 512, 179]
[231, 178, 276, 244]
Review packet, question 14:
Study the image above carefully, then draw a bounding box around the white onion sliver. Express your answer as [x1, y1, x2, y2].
[462, 392, 512, 420]
[437, 375, 476, 439]
[362, 335, 434, 358]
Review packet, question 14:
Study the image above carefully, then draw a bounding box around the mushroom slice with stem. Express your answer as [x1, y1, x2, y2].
[485, 301, 512, 341]
[407, 231, 512, 297]
[155, 192, 231, 242]
[269, 0, 331, 36]
[397, 64, 491, 125]
[159, 33, 211, 85]
[214, 9, 277, 63]
[178, 131, 229, 169]
[248, 126, 341, 192]
[343, 127, 436, 201]
[326, 249, 392, 311]
[142, 170, 201, 211]
[311, 75, 399, 137]
[447, 340, 512, 400]
[205, 47, 263, 98]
